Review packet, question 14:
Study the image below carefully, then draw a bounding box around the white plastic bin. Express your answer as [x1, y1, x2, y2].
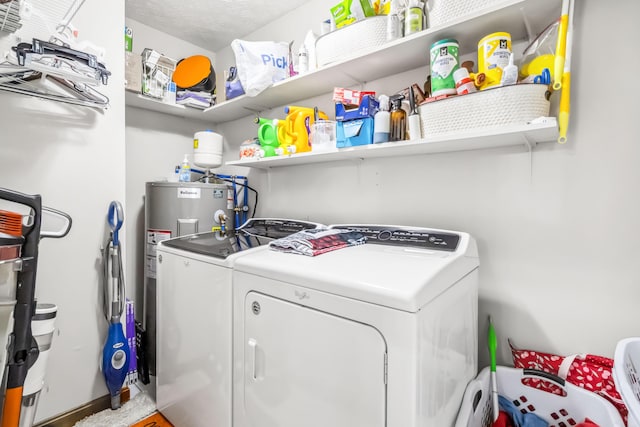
[455, 366, 625, 427]
[614, 337, 640, 427]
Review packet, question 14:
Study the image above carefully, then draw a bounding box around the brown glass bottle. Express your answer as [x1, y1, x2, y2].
[389, 97, 406, 141]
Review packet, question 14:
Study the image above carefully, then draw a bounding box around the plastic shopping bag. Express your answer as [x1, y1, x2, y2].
[510, 340, 628, 424]
[230, 39, 290, 97]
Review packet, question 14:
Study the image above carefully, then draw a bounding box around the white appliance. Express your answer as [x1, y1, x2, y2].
[232, 224, 479, 427]
[155, 218, 322, 427]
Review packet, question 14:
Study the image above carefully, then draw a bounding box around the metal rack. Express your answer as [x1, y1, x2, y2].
[0, 0, 111, 110]
[0, 0, 22, 33]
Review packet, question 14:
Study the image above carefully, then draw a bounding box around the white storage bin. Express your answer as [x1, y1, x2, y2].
[419, 83, 550, 136]
[316, 16, 387, 67]
[614, 338, 640, 427]
[455, 366, 625, 427]
[427, 0, 504, 27]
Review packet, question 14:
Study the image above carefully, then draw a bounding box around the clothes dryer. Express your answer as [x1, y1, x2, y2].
[232, 224, 479, 427]
[155, 218, 322, 427]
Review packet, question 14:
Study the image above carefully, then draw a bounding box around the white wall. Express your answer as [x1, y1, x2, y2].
[123, 21, 218, 350]
[0, 0, 125, 422]
[214, 0, 640, 372]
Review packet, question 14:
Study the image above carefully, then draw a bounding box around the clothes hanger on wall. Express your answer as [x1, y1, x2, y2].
[0, 0, 111, 110]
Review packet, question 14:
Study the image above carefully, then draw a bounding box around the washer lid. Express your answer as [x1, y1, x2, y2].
[234, 228, 479, 312]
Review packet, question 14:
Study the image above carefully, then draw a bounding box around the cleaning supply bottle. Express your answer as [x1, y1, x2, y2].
[404, 0, 424, 36]
[298, 43, 308, 74]
[281, 106, 329, 153]
[500, 52, 518, 86]
[386, 0, 402, 41]
[374, 94, 391, 143]
[389, 95, 406, 141]
[179, 154, 191, 182]
[407, 86, 421, 140]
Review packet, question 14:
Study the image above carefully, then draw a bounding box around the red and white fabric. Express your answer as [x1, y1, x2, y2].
[510, 340, 628, 425]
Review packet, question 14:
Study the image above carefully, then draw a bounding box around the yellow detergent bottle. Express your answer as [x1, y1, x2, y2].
[281, 106, 328, 153]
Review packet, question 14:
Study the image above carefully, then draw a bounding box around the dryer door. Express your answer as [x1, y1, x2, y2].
[242, 291, 387, 427]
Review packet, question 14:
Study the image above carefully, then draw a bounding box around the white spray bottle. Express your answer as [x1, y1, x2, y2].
[408, 85, 421, 140]
[374, 94, 391, 143]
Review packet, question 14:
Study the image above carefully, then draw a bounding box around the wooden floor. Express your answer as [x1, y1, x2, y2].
[130, 411, 174, 427]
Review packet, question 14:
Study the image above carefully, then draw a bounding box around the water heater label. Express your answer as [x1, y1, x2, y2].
[146, 229, 171, 279]
[213, 189, 224, 198]
[177, 187, 201, 199]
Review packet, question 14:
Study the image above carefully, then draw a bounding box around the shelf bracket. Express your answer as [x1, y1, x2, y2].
[524, 134, 534, 183]
[265, 167, 272, 193]
[340, 71, 367, 90]
[523, 132, 536, 151]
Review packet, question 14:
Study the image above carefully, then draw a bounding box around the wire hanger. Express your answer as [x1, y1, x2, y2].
[0, 0, 110, 109]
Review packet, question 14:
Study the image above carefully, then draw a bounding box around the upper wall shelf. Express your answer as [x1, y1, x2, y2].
[225, 119, 559, 169]
[125, 91, 209, 121]
[125, 0, 559, 124]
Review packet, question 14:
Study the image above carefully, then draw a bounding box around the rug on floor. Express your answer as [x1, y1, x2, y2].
[73, 391, 156, 427]
[130, 411, 173, 427]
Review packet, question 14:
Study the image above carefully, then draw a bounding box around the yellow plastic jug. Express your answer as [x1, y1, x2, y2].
[280, 106, 328, 153]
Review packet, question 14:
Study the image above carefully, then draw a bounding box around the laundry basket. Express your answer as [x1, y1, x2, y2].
[455, 366, 625, 427]
[419, 83, 551, 137]
[614, 338, 640, 427]
[316, 16, 388, 67]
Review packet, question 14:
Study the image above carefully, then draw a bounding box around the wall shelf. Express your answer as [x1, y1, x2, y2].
[225, 119, 558, 169]
[125, 91, 211, 121]
[124, 0, 559, 124]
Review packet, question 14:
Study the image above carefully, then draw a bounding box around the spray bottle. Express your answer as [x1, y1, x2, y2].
[407, 86, 421, 140]
[389, 95, 406, 141]
[374, 94, 391, 143]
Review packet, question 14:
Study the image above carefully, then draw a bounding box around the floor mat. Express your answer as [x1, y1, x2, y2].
[130, 411, 173, 427]
[73, 391, 156, 427]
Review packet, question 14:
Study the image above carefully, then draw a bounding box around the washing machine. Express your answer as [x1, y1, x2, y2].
[155, 218, 322, 427]
[232, 224, 479, 427]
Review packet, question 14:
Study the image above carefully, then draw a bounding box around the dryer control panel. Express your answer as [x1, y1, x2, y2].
[328, 225, 460, 251]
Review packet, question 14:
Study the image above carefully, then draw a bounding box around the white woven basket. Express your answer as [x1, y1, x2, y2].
[316, 16, 388, 67]
[427, 0, 504, 27]
[419, 84, 550, 136]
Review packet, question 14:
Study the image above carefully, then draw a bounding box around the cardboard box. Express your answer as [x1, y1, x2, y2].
[333, 87, 376, 106]
[337, 117, 374, 147]
[335, 94, 379, 121]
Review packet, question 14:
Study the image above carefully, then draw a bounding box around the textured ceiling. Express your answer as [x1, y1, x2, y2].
[125, 0, 310, 52]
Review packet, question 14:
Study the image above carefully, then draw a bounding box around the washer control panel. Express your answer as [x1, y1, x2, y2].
[328, 224, 460, 251]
